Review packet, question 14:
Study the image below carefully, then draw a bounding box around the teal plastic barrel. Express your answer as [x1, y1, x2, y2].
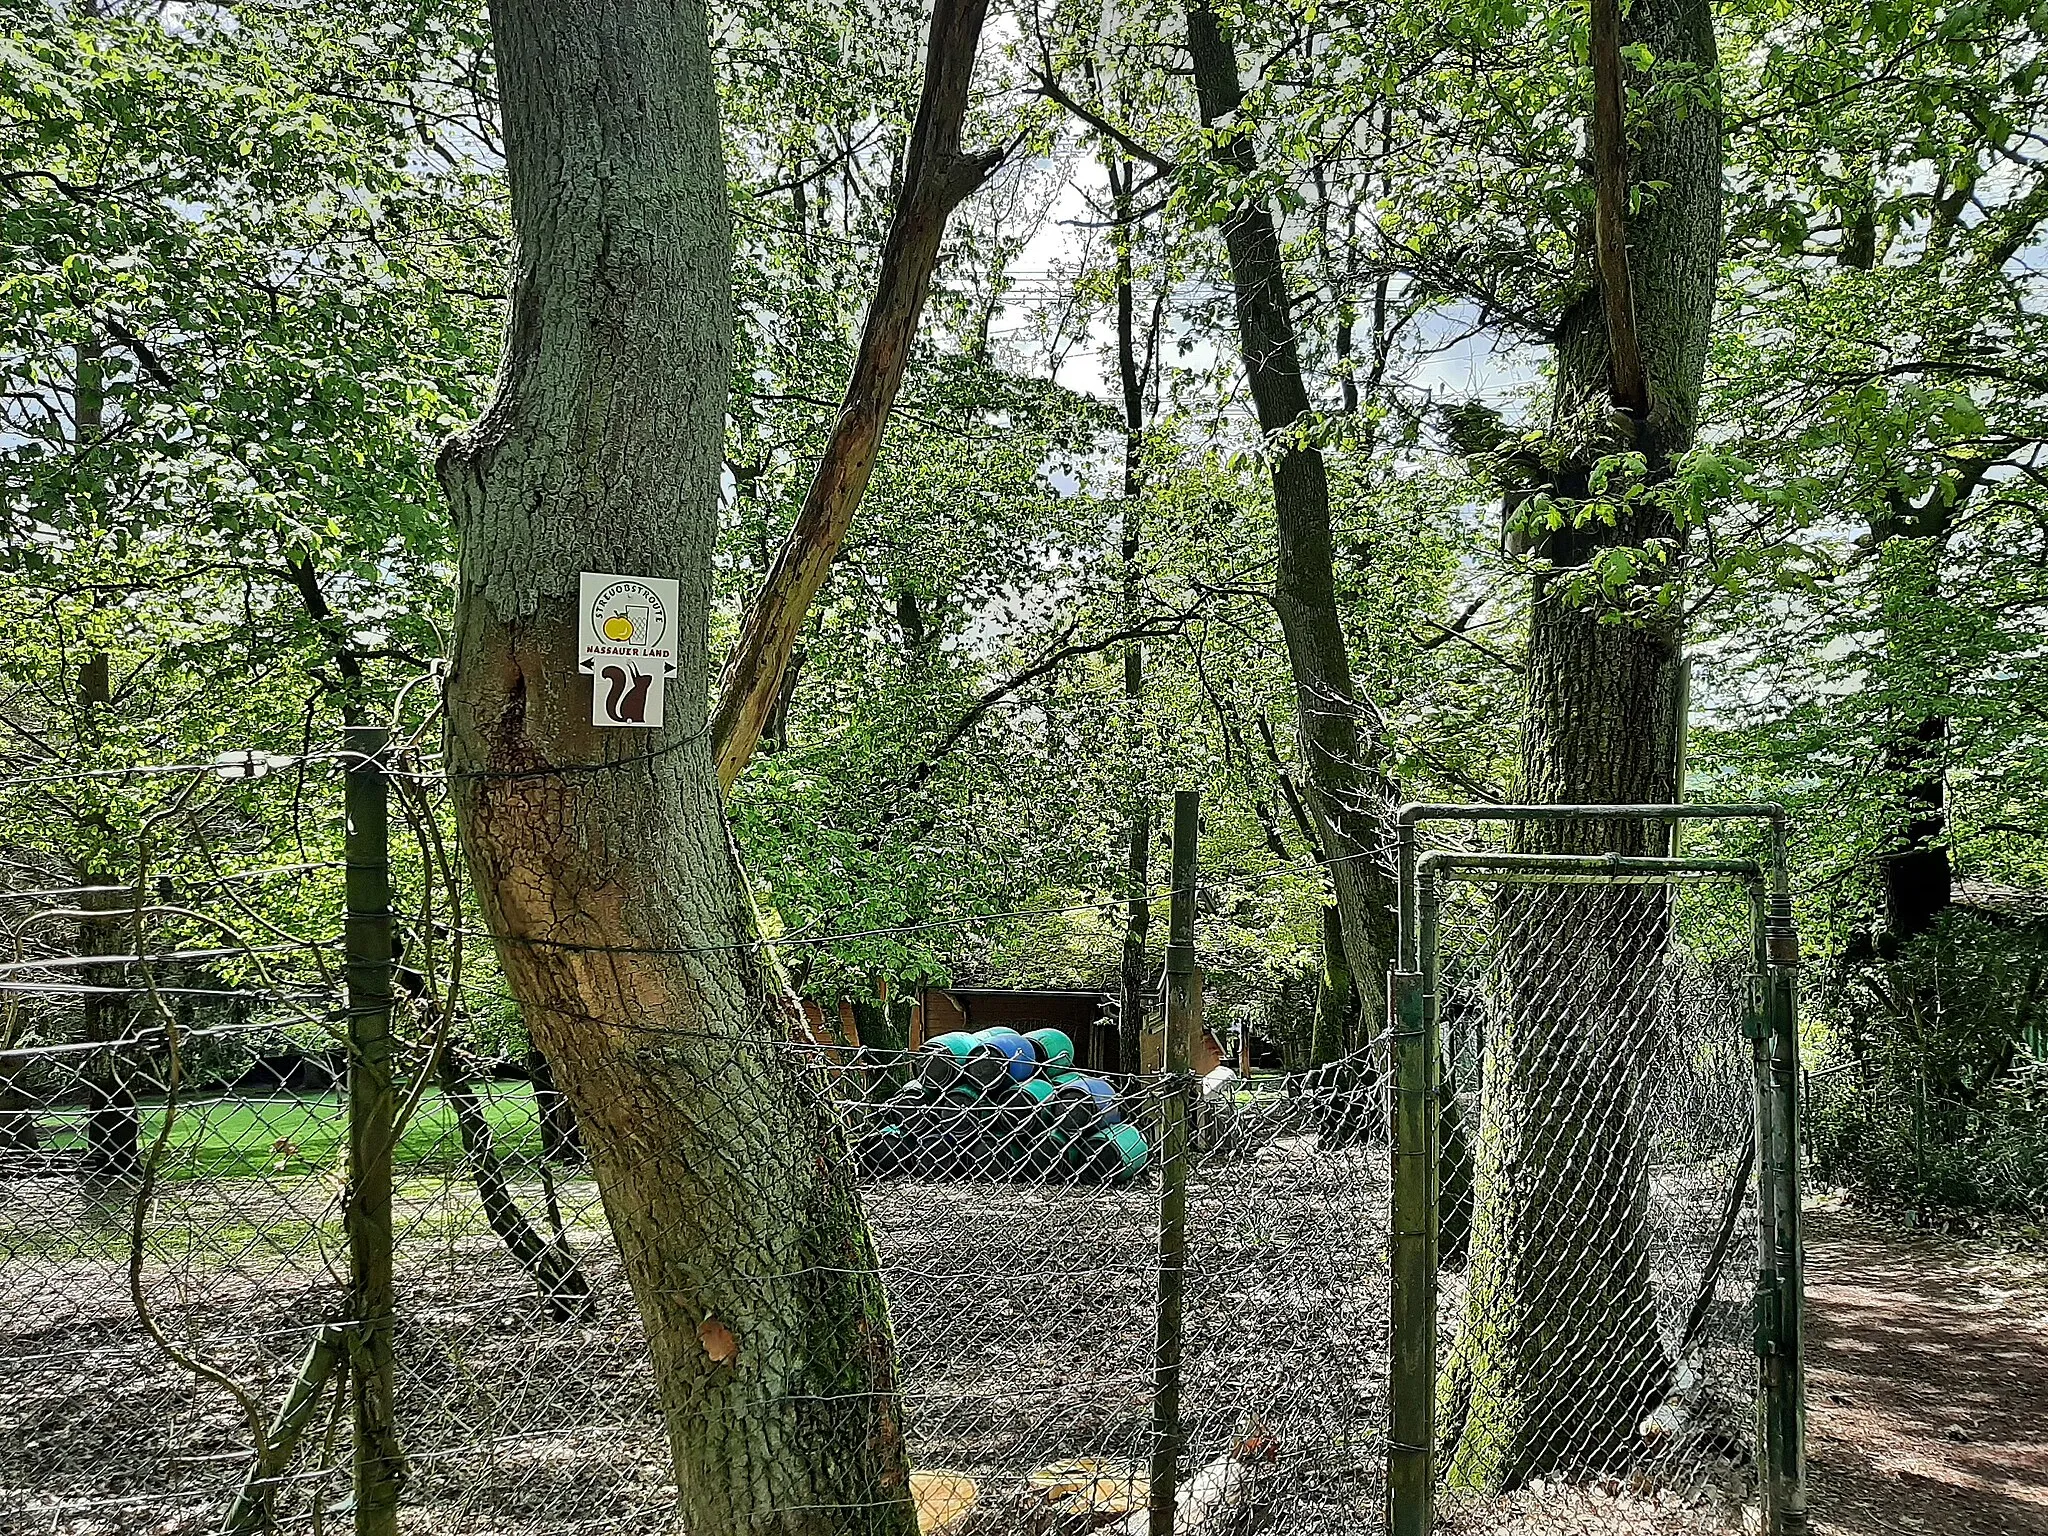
[1082, 1122, 1150, 1185]
[915, 1032, 977, 1093]
[1024, 1028, 1075, 1070]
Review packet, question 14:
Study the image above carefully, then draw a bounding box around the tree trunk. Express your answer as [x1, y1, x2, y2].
[526, 1045, 583, 1164]
[1107, 131, 1154, 1081]
[438, 5, 914, 1531]
[1870, 503, 1958, 941]
[438, 1049, 595, 1323]
[1183, 4, 1400, 993]
[1878, 709, 1950, 940]
[79, 870, 140, 1178]
[76, 651, 139, 1179]
[1309, 905, 1352, 1068]
[1442, 0, 1722, 1488]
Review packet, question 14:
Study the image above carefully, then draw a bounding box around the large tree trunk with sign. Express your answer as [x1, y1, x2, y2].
[1439, 0, 1723, 1489]
[437, 3, 914, 1531]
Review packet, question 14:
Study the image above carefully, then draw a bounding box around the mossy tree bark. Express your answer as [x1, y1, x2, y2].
[438, 4, 914, 1532]
[1440, 0, 1723, 1489]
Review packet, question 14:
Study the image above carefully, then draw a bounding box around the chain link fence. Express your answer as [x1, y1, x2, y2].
[1390, 807, 1806, 1536]
[1427, 874, 1765, 1534]
[2, 757, 1808, 1536]
[1, 1031, 1395, 1533]
[0, 747, 1396, 1536]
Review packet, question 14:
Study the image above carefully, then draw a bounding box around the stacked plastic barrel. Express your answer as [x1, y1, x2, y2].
[854, 1027, 1150, 1185]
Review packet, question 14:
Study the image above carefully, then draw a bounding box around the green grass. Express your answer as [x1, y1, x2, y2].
[37, 1081, 546, 1181]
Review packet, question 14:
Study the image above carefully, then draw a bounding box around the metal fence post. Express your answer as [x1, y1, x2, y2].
[1149, 789, 1199, 1536]
[1387, 868, 1437, 1536]
[344, 724, 403, 1534]
[1766, 897, 1807, 1533]
[1746, 893, 1783, 1532]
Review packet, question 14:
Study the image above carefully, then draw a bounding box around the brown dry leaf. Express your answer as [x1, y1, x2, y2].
[696, 1319, 736, 1364]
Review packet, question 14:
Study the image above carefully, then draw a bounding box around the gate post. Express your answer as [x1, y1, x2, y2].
[344, 725, 403, 1534]
[1765, 897, 1807, 1533]
[1387, 898, 1436, 1536]
[1149, 789, 1200, 1536]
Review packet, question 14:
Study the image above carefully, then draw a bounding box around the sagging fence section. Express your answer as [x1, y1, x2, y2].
[0, 737, 1807, 1536]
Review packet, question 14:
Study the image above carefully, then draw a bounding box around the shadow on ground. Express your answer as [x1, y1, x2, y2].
[1804, 1206, 2048, 1535]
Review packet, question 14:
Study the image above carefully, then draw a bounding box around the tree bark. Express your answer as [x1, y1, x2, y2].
[439, 5, 914, 1531]
[1868, 476, 1973, 943]
[1308, 905, 1353, 1068]
[1442, 0, 1723, 1489]
[76, 651, 139, 1178]
[1107, 129, 1154, 1080]
[712, 0, 1001, 789]
[1183, 4, 1400, 993]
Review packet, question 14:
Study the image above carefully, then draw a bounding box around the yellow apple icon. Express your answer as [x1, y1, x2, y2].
[603, 613, 635, 641]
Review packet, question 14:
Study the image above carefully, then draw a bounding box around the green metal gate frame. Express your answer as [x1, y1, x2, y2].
[1385, 803, 1808, 1536]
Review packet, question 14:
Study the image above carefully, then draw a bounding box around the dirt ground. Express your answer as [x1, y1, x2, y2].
[1804, 1204, 2048, 1536]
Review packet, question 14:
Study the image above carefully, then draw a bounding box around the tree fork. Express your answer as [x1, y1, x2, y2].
[440, 3, 916, 1529]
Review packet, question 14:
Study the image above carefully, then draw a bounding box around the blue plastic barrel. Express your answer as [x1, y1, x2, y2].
[1050, 1073, 1121, 1135]
[972, 1028, 1039, 1084]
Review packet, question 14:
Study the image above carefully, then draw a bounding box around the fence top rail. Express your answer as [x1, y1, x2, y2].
[1416, 851, 1765, 888]
[1395, 801, 1786, 827]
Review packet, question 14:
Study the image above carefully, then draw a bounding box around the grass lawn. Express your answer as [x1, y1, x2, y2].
[36, 1081, 547, 1181]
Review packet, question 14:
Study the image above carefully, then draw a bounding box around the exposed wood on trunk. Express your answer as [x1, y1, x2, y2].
[438, 3, 915, 1530]
[1182, 3, 1400, 992]
[712, 0, 1004, 790]
[1589, 0, 1649, 419]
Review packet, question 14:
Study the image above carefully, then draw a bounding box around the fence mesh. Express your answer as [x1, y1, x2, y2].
[3, 755, 1814, 1536]
[2, 959, 1394, 1534]
[1423, 868, 1766, 1535]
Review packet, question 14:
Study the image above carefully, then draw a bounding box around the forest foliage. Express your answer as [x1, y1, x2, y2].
[3, 0, 2045, 1211]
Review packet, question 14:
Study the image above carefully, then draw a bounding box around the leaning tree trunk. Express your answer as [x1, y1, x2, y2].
[1440, 0, 1722, 1489]
[1107, 132, 1154, 1079]
[1183, 4, 1400, 990]
[438, 4, 914, 1532]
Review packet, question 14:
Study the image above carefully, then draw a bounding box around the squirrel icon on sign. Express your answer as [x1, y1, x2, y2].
[600, 665, 653, 724]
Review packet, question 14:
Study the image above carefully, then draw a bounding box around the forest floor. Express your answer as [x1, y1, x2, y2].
[1804, 1202, 2048, 1535]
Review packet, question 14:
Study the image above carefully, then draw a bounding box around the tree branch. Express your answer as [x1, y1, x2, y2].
[1032, 70, 1179, 175]
[711, 0, 1006, 790]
